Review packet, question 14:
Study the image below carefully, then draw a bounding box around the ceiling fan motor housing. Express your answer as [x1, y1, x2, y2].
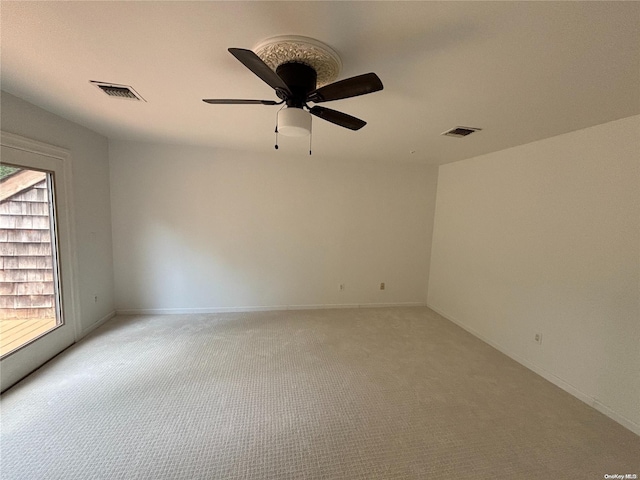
[276, 62, 317, 108]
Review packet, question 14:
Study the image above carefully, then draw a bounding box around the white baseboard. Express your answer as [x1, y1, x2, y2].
[590, 399, 640, 437]
[426, 303, 640, 437]
[115, 302, 427, 316]
[79, 310, 116, 338]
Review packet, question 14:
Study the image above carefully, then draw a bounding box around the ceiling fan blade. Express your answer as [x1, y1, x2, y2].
[203, 99, 280, 105]
[309, 106, 367, 131]
[228, 48, 292, 98]
[307, 73, 383, 103]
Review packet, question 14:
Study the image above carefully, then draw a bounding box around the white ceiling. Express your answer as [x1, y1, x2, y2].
[1, 1, 639, 165]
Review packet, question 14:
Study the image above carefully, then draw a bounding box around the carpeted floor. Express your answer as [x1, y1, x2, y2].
[1, 307, 638, 479]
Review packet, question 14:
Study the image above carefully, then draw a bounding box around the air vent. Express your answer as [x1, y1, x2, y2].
[90, 81, 145, 101]
[442, 126, 481, 138]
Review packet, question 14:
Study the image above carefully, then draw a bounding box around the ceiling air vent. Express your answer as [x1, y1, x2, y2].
[442, 126, 481, 138]
[90, 81, 145, 101]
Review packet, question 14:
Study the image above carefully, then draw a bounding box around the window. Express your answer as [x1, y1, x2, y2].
[0, 166, 62, 357]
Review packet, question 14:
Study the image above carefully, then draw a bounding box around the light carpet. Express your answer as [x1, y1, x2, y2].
[1, 307, 638, 479]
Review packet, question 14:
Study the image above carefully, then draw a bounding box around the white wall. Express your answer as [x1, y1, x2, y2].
[110, 140, 438, 312]
[0, 91, 116, 333]
[428, 115, 640, 434]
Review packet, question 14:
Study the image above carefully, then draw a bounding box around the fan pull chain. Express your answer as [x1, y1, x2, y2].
[274, 105, 285, 150]
[309, 128, 312, 156]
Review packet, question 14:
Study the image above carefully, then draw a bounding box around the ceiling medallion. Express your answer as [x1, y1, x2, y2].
[253, 35, 342, 87]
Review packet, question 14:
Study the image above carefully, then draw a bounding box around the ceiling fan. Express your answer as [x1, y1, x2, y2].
[203, 39, 383, 138]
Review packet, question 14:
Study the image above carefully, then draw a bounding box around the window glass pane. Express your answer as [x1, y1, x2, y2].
[0, 166, 61, 357]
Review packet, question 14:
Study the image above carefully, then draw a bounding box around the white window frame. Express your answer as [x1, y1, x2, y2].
[0, 131, 80, 390]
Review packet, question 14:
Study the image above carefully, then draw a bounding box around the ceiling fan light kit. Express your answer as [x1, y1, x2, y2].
[203, 35, 383, 151]
[278, 107, 312, 137]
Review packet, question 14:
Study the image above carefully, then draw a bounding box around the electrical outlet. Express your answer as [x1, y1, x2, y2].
[339, 284, 345, 291]
[534, 333, 542, 345]
[380, 282, 385, 290]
